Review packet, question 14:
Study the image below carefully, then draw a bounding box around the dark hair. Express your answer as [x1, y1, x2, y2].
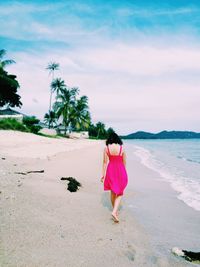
[106, 132, 123, 146]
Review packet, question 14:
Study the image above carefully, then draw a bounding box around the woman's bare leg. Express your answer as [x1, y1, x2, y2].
[112, 195, 122, 222]
[110, 191, 115, 208]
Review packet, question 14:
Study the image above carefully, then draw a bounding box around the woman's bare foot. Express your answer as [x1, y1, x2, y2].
[111, 212, 119, 223]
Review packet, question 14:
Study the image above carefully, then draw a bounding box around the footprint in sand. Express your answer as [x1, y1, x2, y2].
[124, 243, 136, 262]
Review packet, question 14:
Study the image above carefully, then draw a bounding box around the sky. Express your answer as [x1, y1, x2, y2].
[1, 0, 200, 134]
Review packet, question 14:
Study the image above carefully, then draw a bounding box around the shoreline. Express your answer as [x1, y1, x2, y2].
[125, 143, 200, 265]
[0, 131, 193, 266]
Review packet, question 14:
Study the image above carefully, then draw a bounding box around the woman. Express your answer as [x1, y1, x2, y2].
[101, 132, 128, 223]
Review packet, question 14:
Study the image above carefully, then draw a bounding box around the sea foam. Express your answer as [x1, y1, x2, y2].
[133, 145, 200, 211]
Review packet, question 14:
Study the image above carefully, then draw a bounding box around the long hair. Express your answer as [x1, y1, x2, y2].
[106, 132, 123, 146]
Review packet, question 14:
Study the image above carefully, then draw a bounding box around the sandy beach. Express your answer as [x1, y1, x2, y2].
[0, 130, 194, 267]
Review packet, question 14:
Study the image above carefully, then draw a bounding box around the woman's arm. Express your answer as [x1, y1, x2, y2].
[101, 148, 109, 182]
[122, 150, 127, 167]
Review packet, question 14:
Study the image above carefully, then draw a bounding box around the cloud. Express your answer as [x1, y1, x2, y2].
[71, 43, 200, 76]
[6, 38, 200, 134]
[116, 7, 199, 17]
[1, 1, 199, 46]
[0, 1, 64, 15]
[2, 0, 200, 134]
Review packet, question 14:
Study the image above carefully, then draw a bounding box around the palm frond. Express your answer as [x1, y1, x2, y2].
[46, 62, 59, 74]
[0, 49, 6, 59]
[1, 60, 16, 68]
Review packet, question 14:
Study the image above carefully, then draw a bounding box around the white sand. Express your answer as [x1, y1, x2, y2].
[0, 131, 189, 267]
[0, 130, 98, 159]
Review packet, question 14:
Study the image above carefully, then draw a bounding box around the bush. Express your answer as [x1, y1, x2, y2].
[23, 116, 42, 134]
[0, 116, 42, 134]
[0, 118, 28, 131]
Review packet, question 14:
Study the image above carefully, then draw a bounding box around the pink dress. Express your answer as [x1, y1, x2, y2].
[104, 145, 128, 196]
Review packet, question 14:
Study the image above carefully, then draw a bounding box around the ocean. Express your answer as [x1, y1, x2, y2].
[124, 139, 200, 212]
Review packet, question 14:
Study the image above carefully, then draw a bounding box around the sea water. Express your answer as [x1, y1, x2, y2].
[124, 139, 200, 212]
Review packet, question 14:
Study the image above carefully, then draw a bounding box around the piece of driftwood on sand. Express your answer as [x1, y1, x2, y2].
[60, 177, 82, 192]
[172, 247, 200, 264]
[14, 170, 45, 175]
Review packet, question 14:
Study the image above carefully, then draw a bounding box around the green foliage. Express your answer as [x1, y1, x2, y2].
[45, 61, 113, 136]
[106, 127, 115, 137]
[0, 49, 15, 69]
[0, 117, 42, 134]
[88, 122, 115, 139]
[88, 123, 98, 137]
[46, 62, 92, 132]
[0, 49, 21, 108]
[0, 118, 28, 131]
[46, 62, 59, 75]
[96, 122, 107, 139]
[23, 116, 42, 134]
[46, 62, 60, 126]
[23, 116, 40, 126]
[70, 95, 91, 131]
[53, 86, 90, 133]
[53, 88, 74, 134]
[51, 78, 66, 94]
[44, 111, 58, 128]
[0, 69, 22, 108]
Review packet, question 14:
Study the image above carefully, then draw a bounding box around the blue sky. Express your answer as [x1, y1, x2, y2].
[1, 0, 200, 134]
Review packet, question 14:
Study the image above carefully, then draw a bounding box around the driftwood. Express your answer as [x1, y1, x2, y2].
[15, 170, 44, 175]
[60, 177, 82, 192]
[172, 247, 200, 263]
[183, 250, 200, 263]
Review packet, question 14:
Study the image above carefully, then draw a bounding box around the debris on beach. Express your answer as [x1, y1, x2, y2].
[172, 247, 200, 264]
[17, 180, 23, 187]
[15, 172, 27, 175]
[15, 170, 44, 175]
[1, 157, 6, 160]
[60, 177, 82, 192]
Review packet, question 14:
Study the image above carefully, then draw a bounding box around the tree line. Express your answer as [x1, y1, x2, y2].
[0, 50, 115, 139]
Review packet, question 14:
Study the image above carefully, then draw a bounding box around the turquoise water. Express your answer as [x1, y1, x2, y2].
[124, 139, 200, 211]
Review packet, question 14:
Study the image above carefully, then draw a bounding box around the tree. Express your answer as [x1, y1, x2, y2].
[96, 122, 106, 139]
[0, 50, 21, 108]
[46, 62, 59, 125]
[44, 111, 58, 128]
[54, 88, 77, 135]
[70, 95, 91, 131]
[51, 78, 66, 95]
[0, 49, 15, 69]
[88, 123, 98, 137]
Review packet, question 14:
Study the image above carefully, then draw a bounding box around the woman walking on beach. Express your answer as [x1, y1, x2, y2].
[101, 132, 128, 223]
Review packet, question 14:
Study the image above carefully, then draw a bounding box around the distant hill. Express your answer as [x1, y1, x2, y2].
[121, 131, 200, 139]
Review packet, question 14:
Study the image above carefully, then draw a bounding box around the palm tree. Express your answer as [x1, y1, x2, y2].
[46, 61, 59, 79]
[96, 122, 106, 138]
[0, 49, 15, 70]
[51, 78, 66, 95]
[46, 62, 59, 126]
[70, 95, 91, 131]
[54, 88, 78, 135]
[44, 111, 58, 129]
